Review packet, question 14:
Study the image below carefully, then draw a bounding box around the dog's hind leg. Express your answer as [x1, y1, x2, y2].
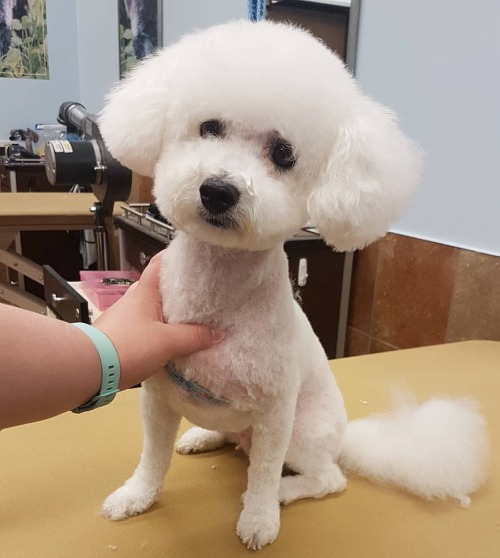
[176, 426, 252, 454]
[279, 461, 346, 505]
[279, 376, 348, 505]
[102, 376, 181, 520]
[176, 426, 228, 454]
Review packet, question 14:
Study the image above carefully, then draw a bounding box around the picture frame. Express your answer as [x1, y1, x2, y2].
[118, 0, 163, 78]
[0, 0, 49, 80]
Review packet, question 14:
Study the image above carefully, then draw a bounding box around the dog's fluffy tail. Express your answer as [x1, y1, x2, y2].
[339, 396, 489, 506]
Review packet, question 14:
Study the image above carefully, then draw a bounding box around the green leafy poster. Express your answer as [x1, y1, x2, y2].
[119, 0, 162, 78]
[0, 0, 49, 79]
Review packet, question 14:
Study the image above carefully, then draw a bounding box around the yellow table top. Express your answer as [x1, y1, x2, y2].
[0, 193, 120, 231]
[1, 341, 499, 558]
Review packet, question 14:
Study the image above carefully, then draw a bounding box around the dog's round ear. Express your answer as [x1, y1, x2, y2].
[98, 51, 174, 178]
[307, 94, 421, 252]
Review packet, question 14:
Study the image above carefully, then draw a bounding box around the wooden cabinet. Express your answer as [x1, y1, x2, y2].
[0, 162, 87, 296]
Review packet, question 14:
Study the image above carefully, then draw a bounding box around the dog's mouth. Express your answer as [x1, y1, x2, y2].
[198, 209, 239, 230]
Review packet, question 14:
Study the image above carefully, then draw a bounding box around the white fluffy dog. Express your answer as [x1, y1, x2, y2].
[98, 20, 488, 550]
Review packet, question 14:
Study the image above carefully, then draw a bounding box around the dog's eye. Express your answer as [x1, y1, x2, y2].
[200, 120, 225, 138]
[271, 140, 296, 170]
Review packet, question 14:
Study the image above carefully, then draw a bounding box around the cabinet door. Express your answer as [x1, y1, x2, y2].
[285, 240, 345, 358]
[20, 230, 84, 298]
[120, 226, 167, 272]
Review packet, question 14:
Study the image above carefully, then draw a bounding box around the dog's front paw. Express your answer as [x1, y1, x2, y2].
[236, 502, 280, 550]
[102, 483, 160, 521]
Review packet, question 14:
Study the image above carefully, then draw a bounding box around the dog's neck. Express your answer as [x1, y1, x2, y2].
[161, 231, 291, 325]
[172, 231, 286, 282]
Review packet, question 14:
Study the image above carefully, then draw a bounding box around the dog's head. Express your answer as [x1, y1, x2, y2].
[100, 20, 420, 251]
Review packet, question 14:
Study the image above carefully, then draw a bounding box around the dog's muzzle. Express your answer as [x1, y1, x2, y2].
[200, 178, 240, 214]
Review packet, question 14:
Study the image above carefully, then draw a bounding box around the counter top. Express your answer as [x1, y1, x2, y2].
[0, 192, 120, 231]
[1, 341, 499, 557]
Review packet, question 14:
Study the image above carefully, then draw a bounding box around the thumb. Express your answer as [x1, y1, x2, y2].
[160, 323, 226, 359]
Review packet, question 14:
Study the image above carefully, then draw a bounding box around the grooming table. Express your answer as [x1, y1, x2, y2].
[1, 341, 498, 558]
[0, 193, 116, 312]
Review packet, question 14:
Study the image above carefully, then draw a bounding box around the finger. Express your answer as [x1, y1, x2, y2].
[161, 324, 225, 358]
[124, 281, 139, 294]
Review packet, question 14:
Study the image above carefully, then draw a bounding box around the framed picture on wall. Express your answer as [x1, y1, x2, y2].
[0, 0, 49, 79]
[119, 0, 163, 78]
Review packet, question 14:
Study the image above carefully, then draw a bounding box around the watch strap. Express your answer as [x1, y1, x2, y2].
[72, 323, 120, 413]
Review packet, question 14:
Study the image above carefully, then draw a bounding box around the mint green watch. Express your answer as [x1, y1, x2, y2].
[72, 323, 120, 413]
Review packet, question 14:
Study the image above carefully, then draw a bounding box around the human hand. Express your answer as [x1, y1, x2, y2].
[93, 252, 224, 389]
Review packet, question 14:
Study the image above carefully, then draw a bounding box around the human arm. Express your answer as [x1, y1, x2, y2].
[0, 253, 223, 429]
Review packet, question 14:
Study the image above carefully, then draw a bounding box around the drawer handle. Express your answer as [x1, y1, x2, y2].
[298, 258, 308, 287]
[139, 251, 152, 266]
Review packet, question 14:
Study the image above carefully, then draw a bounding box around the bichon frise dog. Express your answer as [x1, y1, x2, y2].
[98, 20, 488, 550]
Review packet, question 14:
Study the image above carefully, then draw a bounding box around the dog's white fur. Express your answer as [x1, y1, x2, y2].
[98, 20, 488, 549]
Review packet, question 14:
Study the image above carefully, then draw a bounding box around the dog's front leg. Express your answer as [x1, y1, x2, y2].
[102, 377, 181, 520]
[237, 396, 295, 550]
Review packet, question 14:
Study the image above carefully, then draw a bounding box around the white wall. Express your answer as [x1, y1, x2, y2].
[0, 0, 246, 136]
[164, 0, 247, 46]
[4, 0, 497, 256]
[0, 0, 80, 135]
[356, 0, 500, 256]
[75, 0, 247, 113]
[76, 0, 120, 115]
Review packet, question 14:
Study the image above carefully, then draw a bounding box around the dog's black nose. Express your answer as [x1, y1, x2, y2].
[199, 178, 240, 214]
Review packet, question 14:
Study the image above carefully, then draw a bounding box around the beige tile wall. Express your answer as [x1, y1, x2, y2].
[345, 233, 500, 356]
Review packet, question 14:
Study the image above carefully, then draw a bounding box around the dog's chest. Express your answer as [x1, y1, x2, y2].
[159, 234, 295, 402]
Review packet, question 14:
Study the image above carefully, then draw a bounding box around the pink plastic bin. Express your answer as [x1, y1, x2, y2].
[79, 270, 140, 311]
